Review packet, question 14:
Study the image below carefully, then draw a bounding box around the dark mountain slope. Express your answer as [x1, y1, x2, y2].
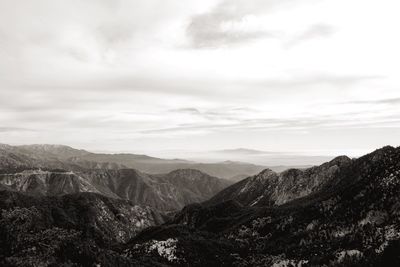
[0, 190, 166, 266]
[124, 146, 400, 266]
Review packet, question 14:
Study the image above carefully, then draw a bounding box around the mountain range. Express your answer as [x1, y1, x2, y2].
[1, 145, 400, 266]
[0, 144, 267, 180]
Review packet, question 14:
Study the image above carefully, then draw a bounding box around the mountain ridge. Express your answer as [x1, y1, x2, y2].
[206, 154, 353, 208]
[0, 167, 232, 212]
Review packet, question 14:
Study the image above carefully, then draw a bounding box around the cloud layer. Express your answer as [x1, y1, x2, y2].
[1, 0, 400, 158]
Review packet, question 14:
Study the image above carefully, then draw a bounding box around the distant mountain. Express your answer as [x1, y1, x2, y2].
[0, 144, 125, 172]
[73, 152, 266, 179]
[16, 144, 89, 160]
[179, 161, 266, 180]
[0, 168, 231, 212]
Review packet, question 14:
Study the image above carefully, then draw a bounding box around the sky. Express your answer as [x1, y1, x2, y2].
[1, 0, 400, 162]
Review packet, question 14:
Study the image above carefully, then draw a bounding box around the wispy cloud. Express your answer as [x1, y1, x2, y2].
[0, 127, 35, 132]
[138, 106, 400, 137]
[344, 97, 400, 105]
[248, 74, 384, 91]
[285, 24, 336, 48]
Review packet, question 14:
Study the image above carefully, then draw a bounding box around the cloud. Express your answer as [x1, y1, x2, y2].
[345, 97, 400, 105]
[185, 0, 329, 48]
[0, 127, 35, 133]
[186, 16, 275, 48]
[248, 74, 384, 91]
[285, 24, 336, 48]
[140, 115, 400, 136]
[185, 0, 284, 48]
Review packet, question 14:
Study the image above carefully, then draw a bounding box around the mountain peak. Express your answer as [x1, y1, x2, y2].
[327, 155, 352, 166]
[258, 168, 276, 176]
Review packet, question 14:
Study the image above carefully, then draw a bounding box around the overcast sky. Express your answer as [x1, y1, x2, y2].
[1, 0, 400, 159]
